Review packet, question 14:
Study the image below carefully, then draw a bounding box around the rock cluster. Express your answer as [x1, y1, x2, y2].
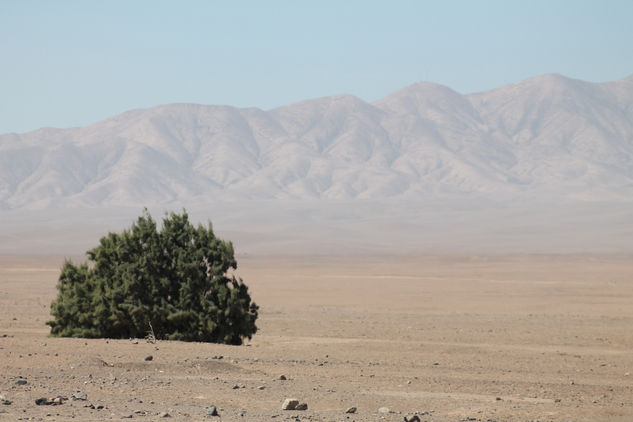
[281, 398, 308, 410]
[35, 396, 66, 406]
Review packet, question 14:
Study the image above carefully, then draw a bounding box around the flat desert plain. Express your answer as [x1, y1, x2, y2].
[1, 254, 633, 421]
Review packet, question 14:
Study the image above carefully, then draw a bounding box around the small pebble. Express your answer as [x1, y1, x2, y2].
[72, 392, 88, 401]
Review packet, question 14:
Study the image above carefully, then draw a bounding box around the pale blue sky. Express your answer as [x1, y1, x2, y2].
[1, 0, 632, 134]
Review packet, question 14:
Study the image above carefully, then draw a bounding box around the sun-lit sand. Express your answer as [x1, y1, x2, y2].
[2, 254, 633, 421]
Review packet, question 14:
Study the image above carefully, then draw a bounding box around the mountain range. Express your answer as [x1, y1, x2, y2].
[2, 73, 633, 211]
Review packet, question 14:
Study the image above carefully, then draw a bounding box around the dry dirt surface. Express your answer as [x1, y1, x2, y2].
[1, 254, 633, 422]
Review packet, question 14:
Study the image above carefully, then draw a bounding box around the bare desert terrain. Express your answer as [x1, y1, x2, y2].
[1, 254, 633, 421]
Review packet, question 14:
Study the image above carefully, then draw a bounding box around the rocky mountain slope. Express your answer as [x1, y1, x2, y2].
[1, 73, 633, 210]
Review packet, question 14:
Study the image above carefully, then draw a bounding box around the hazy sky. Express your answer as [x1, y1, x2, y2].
[1, 0, 632, 134]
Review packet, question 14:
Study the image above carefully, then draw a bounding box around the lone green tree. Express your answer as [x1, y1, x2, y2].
[47, 209, 258, 345]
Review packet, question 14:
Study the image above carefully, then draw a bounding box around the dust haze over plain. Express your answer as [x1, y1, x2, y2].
[1, 2, 632, 255]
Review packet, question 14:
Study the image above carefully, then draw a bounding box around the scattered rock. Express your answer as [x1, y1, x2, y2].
[345, 407, 357, 414]
[144, 355, 153, 361]
[258, 385, 266, 390]
[121, 412, 133, 418]
[35, 398, 53, 406]
[404, 416, 421, 422]
[282, 398, 299, 410]
[52, 396, 65, 405]
[158, 411, 171, 417]
[295, 403, 308, 410]
[0, 395, 11, 405]
[378, 407, 391, 414]
[15, 379, 28, 385]
[495, 397, 502, 401]
[96, 358, 113, 367]
[206, 405, 219, 416]
[278, 375, 287, 380]
[130, 339, 139, 344]
[72, 391, 88, 401]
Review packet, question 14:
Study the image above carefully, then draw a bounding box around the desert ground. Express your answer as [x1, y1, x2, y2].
[1, 253, 633, 421]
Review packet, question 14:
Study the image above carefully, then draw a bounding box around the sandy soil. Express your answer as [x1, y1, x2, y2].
[1, 254, 633, 421]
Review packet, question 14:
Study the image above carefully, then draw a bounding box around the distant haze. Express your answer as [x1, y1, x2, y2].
[1, 74, 632, 254]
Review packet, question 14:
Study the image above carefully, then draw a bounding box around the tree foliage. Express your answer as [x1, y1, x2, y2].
[47, 209, 258, 345]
